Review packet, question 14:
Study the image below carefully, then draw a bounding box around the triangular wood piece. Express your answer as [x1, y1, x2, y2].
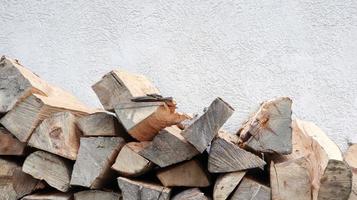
[21, 192, 73, 200]
[238, 97, 292, 154]
[182, 97, 234, 153]
[213, 171, 246, 200]
[231, 177, 271, 200]
[172, 188, 208, 200]
[0, 127, 26, 155]
[74, 190, 121, 200]
[345, 144, 357, 200]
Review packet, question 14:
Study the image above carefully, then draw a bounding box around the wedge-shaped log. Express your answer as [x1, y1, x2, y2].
[139, 126, 199, 167]
[0, 127, 26, 155]
[345, 144, 357, 200]
[117, 177, 171, 200]
[156, 159, 210, 187]
[28, 112, 80, 160]
[115, 101, 188, 141]
[74, 190, 121, 200]
[21, 192, 73, 200]
[70, 137, 125, 188]
[238, 97, 292, 154]
[23, 151, 72, 192]
[172, 188, 208, 200]
[0, 158, 44, 200]
[213, 171, 246, 200]
[208, 133, 266, 173]
[182, 97, 234, 152]
[0, 94, 91, 142]
[92, 69, 160, 110]
[112, 142, 154, 177]
[231, 177, 271, 200]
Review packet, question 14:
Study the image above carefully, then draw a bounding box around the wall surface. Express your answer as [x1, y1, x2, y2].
[1, 0, 357, 150]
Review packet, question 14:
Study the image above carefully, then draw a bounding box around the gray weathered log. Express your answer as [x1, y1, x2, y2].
[231, 177, 271, 200]
[74, 190, 121, 200]
[172, 188, 208, 200]
[213, 171, 246, 200]
[0, 127, 26, 155]
[21, 192, 73, 200]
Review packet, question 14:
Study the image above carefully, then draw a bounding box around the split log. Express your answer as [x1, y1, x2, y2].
[28, 112, 80, 160]
[156, 159, 210, 187]
[22, 192, 73, 200]
[117, 177, 171, 200]
[92, 69, 160, 110]
[182, 97, 234, 153]
[112, 142, 154, 177]
[231, 177, 271, 200]
[238, 97, 292, 154]
[0, 158, 44, 200]
[115, 101, 189, 141]
[344, 144, 357, 200]
[22, 151, 72, 192]
[70, 137, 125, 188]
[208, 132, 266, 173]
[74, 190, 121, 200]
[172, 188, 208, 200]
[213, 171, 246, 200]
[0, 127, 26, 155]
[138, 126, 199, 167]
[0, 94, 91, 142]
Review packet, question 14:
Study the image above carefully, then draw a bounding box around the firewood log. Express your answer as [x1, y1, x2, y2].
[344, 144, 357, 200]
[0, 127, 26, 155]
[172, 188, 208, 200]
[117, 177, 171, 200]
[230, 177, 271, 200]
[112, 142, 154, 177]
[182, 97, 234, 153]
[21, 192, 73, 200]
[70, 137, 125, 189]
[238, 97, 292, 154]
[213, 171, 246, 200]
[138, 126, 199, 167]
[92, 69, 160, 110]
[74, 190, 121, 200]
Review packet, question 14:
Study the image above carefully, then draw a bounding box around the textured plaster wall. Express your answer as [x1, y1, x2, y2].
[1, 0, 357, 150]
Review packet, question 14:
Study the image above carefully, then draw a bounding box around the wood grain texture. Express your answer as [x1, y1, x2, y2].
[74, 190, 121, 200]
[117, 177, 171, 200]
[213, 171, 245, 200]
[70, 137, 125, 189]
[138, 126, 199, 167]
[182, 97, 234, 153]
[231, 177, 271, 200]
[172, 188, 208, 200]
[0, 127, 26, 155]
[21, 192, 73, 200]
[345, 144, 357, 200]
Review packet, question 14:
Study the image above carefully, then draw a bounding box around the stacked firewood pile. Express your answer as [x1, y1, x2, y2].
[0, 55, 355, 200]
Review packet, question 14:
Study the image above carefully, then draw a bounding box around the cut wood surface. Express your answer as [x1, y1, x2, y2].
[22, 151, 72, 192]
[238, 97, 292, 154]
[156, 159, 210, 187]
[21, 192, 73, 200]
[115, 101, 189, 141]
[28, 112, 80, 160]
[117, 177, 171, 200]
[208, 132, 266, 173]
[345, 144, 357, 200]
[0, 127, 26, 155]
[74, 190, 121, 200]
[182, 97, 234, 153]
[213, 171, 246, 200]
[172, 188, 208, 200]
[138, 126, 199, 167]
[70, 137, 125, 189]
[231, 177, 271, 200]
[112, 142, 154, 177]
[0, 158, 44, 200]
[92, 69, 160, 110]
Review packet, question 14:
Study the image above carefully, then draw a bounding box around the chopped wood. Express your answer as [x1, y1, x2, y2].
[182, 97, 234, 153]
[230, 177, 271, 200]
[115, 101, 189, 141]
[117, 177, 171, 200]
[213, 171, 246, 200]
[22, 151, 72, 192]
[156, 159, 210, 187]
[172, 188, 208, 200]
[92, 69, 160, 110]
[238, 97, 292, 154]
[28, 112, 80, 160]
[345, 144, 357, 200]
[0, 127, 26, 155]
[138, 126, 199, 167]
[112, 142, 154, 177]
[74, 190, 121, 200]
[21, 192, 73, 200]
[70, 137, 125, 189]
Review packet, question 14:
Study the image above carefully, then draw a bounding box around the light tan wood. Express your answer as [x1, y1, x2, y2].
[21, 192, 73, 200]
[0, 127, 26, 155]
[92, 69, 160, 110]
[213, 171, 246, 200]
[344, 144, 357, 200]
[231, 177, 271, 200]
[156, 159, 210, 187]
[112, 142, 154, 177]
[172, 188, 208, 200]
[74, 190, 121, 200]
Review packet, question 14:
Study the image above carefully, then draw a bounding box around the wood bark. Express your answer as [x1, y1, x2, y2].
[138, 126, 199, 167]
[231, 177, 271, 200]
[117, 177, 171, 200]
[345, 144, 357, 200]
[21, 192, 73, 200]
[213, 171, 246, 200]
[74, 190, 121, 200]
[112, 142, 154, 177]
[70, 137, 125, 189]
[22, 151, 72, 192]
[238, 97, 292, 154]
[0, 127, 26, 155]
[172, 188, 208, 200]
[92, 69, 160, 110]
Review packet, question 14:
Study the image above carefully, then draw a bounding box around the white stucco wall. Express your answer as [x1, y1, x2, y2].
[1, 0, 356, 150]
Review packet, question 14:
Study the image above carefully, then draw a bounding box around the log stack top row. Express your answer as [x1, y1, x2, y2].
[0, 55, 355, 200]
